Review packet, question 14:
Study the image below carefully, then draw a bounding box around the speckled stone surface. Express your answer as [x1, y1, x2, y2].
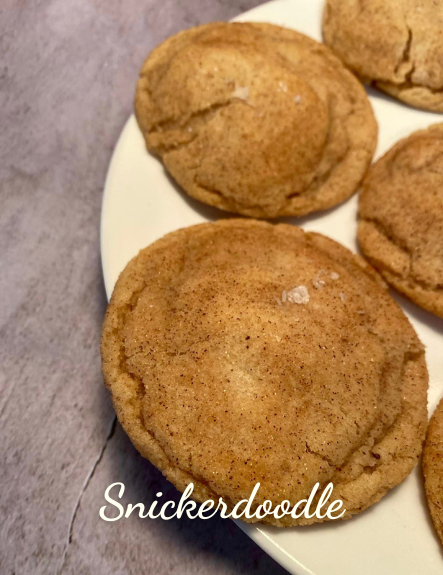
[0, 1, 289, 573]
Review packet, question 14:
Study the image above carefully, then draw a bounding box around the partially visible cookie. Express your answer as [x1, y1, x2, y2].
[358, 124, 443, 318]
[323, 0, 443, 112]
[101, 219, 428, 527]
[135, 22, 377, 218]
[423, 398, 443, 547]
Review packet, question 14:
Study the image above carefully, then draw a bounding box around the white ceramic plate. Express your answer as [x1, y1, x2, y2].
[101, 1, 443, 573]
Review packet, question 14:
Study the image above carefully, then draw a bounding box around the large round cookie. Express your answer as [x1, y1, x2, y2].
[101, 220, 428, 526]
[358, 124, 443, 318]
[423, 398, 443, 547]
[323, 0, 443, 112]
[135, 22, 377, 219]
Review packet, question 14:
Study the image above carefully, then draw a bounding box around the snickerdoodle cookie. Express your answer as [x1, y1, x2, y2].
[323, 0, 443, 112]
[135, 22, 377, 218]
[423, 398, 443, 547]
[101, 220, 428, 526]
[358, 124, 443, 318]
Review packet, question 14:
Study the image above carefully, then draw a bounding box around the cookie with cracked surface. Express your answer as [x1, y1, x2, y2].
[423, 397, 443, 547]
[101, 219, 428, 526]
[358, 124, 443, 318]
[135, 22, 377, 218]
[323, 0, 443, 112]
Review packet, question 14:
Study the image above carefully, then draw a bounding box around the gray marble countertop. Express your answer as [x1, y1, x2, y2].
[1, 1, 289, 573]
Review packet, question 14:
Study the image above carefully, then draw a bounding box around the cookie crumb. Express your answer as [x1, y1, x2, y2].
[286, 285, 310, 304]
[330, 272, 340, 280]
[312, 279, 326, 289]
[294, 94, 302, 104]
[339, 292, 346, 302]
[278, 81, 288, 92]
[232, 86, 249, 100]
